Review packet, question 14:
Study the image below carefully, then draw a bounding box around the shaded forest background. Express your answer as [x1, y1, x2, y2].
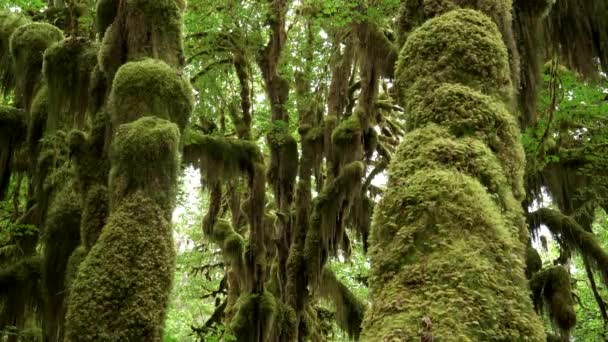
[1, 0, 608, 341]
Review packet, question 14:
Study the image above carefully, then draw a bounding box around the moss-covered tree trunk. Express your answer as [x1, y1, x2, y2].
[361, 3, 546, 340]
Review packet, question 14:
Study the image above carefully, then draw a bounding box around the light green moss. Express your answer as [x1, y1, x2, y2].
[396, 9, 511, 106]
[406, 83, 526, 199]
[109, 116, 180, 214]
[331, 115, 361, 154]
[9, 22, 63, 110]
[362, 169, 545, 341]
[43, 38, 98, 131]
[109, 58, 193, 133]
[0, 11, 30, 94]
[64, 192, 175, 342]
[211, 219, 245, 262]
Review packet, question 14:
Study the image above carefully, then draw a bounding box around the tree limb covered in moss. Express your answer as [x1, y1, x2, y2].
[319, 268, 365, 340]
[529, 207, 608, 285]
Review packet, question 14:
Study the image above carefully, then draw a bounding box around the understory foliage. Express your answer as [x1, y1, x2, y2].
[2, 0, 608, 341]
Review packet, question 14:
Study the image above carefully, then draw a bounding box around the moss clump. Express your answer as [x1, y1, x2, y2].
[109, 116, 180, 214]
[331, 115, 362, 163]
[42, 180, 82, 342]
[211, 219, 245, 262]
[9, 22, 63, 110]
[43, 37, 99, 131]
[64, 192, 175, 342]
[396, 9, 512, 106]
[0, 11, 30, 94]
[96, 0, 117, 40]
[108, 58, 193, 133]
[530, 266, 576, 338]
[362, 169, 545, 341]
[183, 131, 263, 182]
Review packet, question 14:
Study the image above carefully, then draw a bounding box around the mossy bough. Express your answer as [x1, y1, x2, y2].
[530, 266, 576, 339]
[43, 37, 98, 130]
[0, 11, 30, 95]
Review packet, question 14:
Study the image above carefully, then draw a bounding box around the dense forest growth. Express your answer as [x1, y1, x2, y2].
[1, 0, 608, 341]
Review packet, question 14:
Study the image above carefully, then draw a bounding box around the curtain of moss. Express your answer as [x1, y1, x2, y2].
[362, 5, 546, 340]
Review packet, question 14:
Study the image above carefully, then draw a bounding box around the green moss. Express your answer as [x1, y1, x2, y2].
[0, 105, 26, 199]
[109, 58, 193, 134]
[64, 246, 86, 293]
[331, 115, 361, 158]
[64, 192, 175, 342]
[183, 131, 263, 181]
[43, 37, 99, 131]
[109, 116, 180, 214]
[9, 22, 63, 110]
[267, 124, 298, 206]
[0, 11, 30, 95]
[362, 169, 545, 341]
[396, 9, 511, 106]
[68, 129, 109, 195]
[42, 180, 82, 341]
[210, 219, 245, 262]
[96, 0, 117, 40]
[530, 266, 576, 338]
[517, 0, 554, 18]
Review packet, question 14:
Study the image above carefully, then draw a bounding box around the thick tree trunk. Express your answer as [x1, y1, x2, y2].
[362, 3, 545, 340]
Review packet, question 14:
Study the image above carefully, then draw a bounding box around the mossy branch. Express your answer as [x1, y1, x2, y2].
[319, 268, 365, 340]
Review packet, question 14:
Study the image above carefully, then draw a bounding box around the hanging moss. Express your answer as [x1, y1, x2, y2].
[319, 268, 365, 339]
[42, 180, 82, 342]
[0, 256, 42, 336]
[96, 0, 117, 40]
[517, 0, 554, 18]
[109, 116, 180, 214]
[530, 266, 576, 339]
[362, 169, 545, 340]
[43, 37, 98, 131]
[267, 124, 298, 208]
[28, 85, 49, 165]
[9, 22, 63, 110]
[211, 220, 245, 263]
[525, 244, 542, 279]
[108, 58, 193, 134]
[80, 185, 108, 249]
[331, 115, 362, 165]
[0, 11, 30, 95]
[0, 105, 26, 200]
[304, 161, 364, 287]
[183, 131, 263, 182]
[98, 0, 184, 80]
[395, 9, 512, 107]
[230, 291, 278, 342]
[64, 192, 175, 342]
[68, 129, 109, 196]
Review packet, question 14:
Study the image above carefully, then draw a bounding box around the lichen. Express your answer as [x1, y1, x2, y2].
[64, 192, 175, 342]
[9, 22, 63, 110]
[108, 58, 193, 134]
[108, 116, 180, 214]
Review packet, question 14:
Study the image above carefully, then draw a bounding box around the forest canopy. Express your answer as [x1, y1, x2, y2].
[1, 0, 608, 341]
